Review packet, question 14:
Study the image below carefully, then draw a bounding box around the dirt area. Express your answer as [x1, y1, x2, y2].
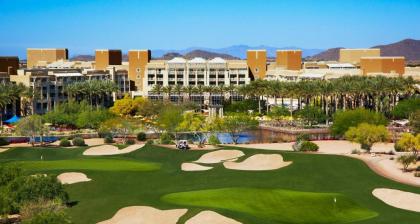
[223, 154, 292, 171]
[194, 150, 245, 164]
[97, 206, 188, 224]
[83, 144, 144, 156]
[181, 163, 213, 171]
[372, 188, 420, 212]
[57, 172, 91, 184]
[186, 210, 242, 224]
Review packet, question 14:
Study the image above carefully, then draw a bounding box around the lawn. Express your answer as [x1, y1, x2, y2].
[0, 144, 419, 224]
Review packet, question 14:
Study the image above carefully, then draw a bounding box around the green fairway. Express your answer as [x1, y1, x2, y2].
[0, 144, 419, 224]
[162, 188, 378, 223]
[15, 159, 160, 171]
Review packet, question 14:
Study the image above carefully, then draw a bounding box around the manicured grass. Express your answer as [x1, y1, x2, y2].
[15, 159, 160, 171]
[1, 144, 420, 224]
[162, 188, 378, 224]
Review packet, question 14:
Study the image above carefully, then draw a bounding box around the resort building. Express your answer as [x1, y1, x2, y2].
[360, 57, 405, 76]
[0, 56, 19, 75]
[95, 49, 122, 70]
[339, 48, 381, 65]
[247, 50, 267, 79]
[276, 50, 302, 70]
[27, 48, 68, 68]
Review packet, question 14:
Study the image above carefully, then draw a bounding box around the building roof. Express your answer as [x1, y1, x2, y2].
[326, 63, 356, 69]
[188, 57, 206, 63]
[300, 73, 325, 79]
[54, 72, 83, 77]
[209, 57, 226, 64]
[168, 57, 187, 63]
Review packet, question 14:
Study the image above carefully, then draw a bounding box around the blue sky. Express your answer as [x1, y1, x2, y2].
[1, 0, 420, 58]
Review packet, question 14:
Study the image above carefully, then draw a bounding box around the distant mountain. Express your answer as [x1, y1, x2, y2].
[70, 55, 95, 61]
[152, 45, 323, 59]
[373, 39, 420, 61]
[308, 39, 420, 63]
[306, 48, 343, 61]
[161, 52, 183, 60]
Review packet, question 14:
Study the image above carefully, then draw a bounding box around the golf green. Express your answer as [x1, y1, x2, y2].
[0, 144, 419, 224]
[162, 188, 377, 223]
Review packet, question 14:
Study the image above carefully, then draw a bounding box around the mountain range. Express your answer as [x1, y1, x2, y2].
[70, 39, 420, 64]
[308, 39, 420, 63]
[70, 45, 323, 61]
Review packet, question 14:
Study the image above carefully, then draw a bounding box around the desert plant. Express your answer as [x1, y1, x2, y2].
[397, 154, 417, 171]
[125, 139, 135, 145]
[59, 139, 71, 147]
[71, 137, 86, 147]
[160, 132, 173, 144]
[208, 134, 221, 145]
[136, 132, 147, 141]
[0, 137, 9, 146]
[299, 141, 319, 152]
[345, 123, 389, 151]
[104, 135, 114, 144]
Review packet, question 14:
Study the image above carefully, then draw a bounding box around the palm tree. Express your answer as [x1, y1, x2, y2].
[182, 85, 195, 101]
[173, 84, 183, 103]
[162, 85, 173, 101]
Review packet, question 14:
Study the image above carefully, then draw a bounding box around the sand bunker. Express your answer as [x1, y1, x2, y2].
[223, 154, 292, 171]
[57, 172, 91, 184]
[84, 138, 107, 146]
[97, 206, 187, 224]
[182, 163, 213, 171]
[0, 148, 9, 153]
[194, 150, 245, 164]
[372, 188, 420, 212]
[83, 144, 144, 156]
[186, 210, 242, 224]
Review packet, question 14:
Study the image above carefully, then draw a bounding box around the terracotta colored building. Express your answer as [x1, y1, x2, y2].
[339, 49, 380, 65]
[95, 49, 122, 70]
[360, 57, 405, 75]
[128, 50, 151, 90]
[0, 56, 19, 75]
[247, 50, 267, 79]
[276, 50, 302, 70]
[27, 48, 68, 68]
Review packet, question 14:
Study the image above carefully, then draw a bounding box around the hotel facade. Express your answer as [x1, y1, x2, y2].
[1, 46, 417, 116]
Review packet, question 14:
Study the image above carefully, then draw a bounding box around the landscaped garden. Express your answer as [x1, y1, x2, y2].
[1, 143, 419, 224]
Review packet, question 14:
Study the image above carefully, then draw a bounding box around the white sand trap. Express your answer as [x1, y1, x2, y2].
[186, 210, 242, 224]
[372, 188, 420, 212]
[182, 163, 213, 171]
[83, 144, 144, 156]
[194, 150, 245, 164]
[97, 206, 188, 224]
[223, 154, 292, 171]
[0, 148, 9, 153]
[84, 138, 107, 146]
[57, 172, 91, 184]
[234, 142, 294, 151]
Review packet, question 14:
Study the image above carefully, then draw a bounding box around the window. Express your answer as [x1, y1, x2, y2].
[255, 68, 259, 73]
[136, 68, 141, 72]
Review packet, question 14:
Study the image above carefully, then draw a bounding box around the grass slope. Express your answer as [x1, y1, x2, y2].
[0, 145, 419, 224]
[162, 188, 378, 224]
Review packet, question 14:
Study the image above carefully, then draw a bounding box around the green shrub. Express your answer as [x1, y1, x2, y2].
[3, 175, 69, 214]
[136, 132, 147, 141]
[104, 135, 114, 144]
[392, 98, 420, 119]
[208, 134, 221, 145]
[296, 133, 310, 142]
[72, 137, 86, 146]
[160, 132, 172, 144]
[23, 210, 72, 224]
[146, 139, 154, 145]
[415, 172, 420, 177]
[0, 137, 9, 146]
[299, 141, 319, 152]
[59, 139, 71, 147]
[331, 109, 388, 136]
[0, 164, 23, 187]
[126, 139, 135, 145]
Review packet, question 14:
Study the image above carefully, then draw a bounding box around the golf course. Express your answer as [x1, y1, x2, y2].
[1, 144, 419, 224]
